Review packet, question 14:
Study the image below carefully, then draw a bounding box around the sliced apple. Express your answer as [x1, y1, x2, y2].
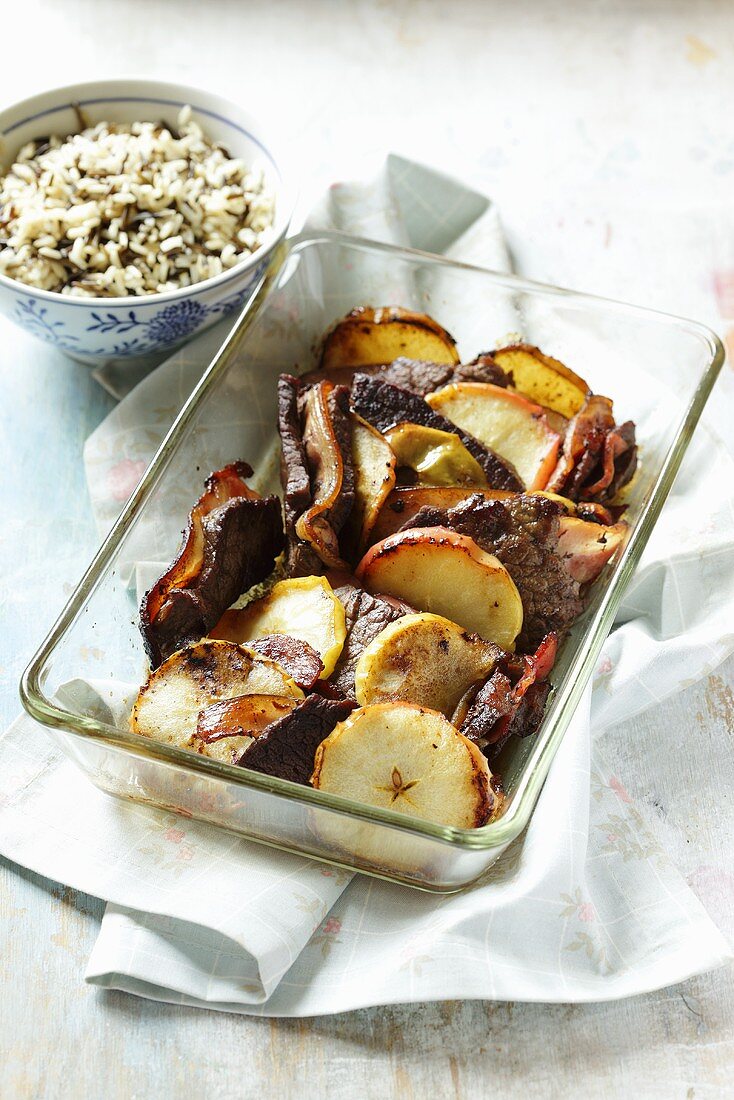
[385, 422, 488, 488]
[493, 344, 589, 419]
[131, 639, 304, 764]
[557, 516, 627, 583]
[195, 694, 298, 743]
[426, 382, 562, 491]
[210, 576, 346, 679]
[320, 306, 459, 370]
[311, 702, 493, 828]
[369, 485, 513, 544]
[343, 414, 397, 554]
[355, 612, 500, 716]
[356, 526, 523, 650]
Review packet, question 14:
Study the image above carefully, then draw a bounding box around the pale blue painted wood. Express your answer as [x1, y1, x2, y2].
[0, 315, 114, 729]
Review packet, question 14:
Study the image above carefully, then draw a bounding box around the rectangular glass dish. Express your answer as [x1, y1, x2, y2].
[20, 231, 725, 892]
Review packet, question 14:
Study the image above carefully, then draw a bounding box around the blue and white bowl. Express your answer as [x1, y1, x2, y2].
[0, 80, 294, 365]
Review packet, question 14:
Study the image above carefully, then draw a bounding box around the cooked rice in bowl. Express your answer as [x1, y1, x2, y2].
[0, 105, 276, 297]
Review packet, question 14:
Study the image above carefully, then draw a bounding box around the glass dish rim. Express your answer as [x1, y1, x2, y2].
[19, 228, 726, 855]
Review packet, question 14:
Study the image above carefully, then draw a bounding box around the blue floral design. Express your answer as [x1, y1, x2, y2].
[14, 298, 80, 350]
[12, 261, 264, 359]
[145, 299, 209, 343]
[86, 309, 140, 335]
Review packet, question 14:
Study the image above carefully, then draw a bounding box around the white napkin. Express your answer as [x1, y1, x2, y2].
[2, 157, 733, 1015]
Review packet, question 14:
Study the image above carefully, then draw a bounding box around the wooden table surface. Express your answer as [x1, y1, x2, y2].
[2, 2, 733, 1096]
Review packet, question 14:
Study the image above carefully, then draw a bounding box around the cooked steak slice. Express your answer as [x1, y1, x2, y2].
[248, 635, 324, 691]
[140, 465, 284, 668]
[403, 493, 582, 650]
[377, 357, 459, 395]
[237, 694, 354, 784]
[300, 354, 510, 397]
[329, 579, 409, 698]
[506, 680, 551, 742]
[453, 353, 512, 389]
[278, 375, 324, 577]
[350, 373, 522, 491]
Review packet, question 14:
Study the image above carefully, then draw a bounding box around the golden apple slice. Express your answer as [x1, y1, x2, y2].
[557, 516, 627, 583]
[320, 306, 459, 370]
[343, 414, 397, 554]
[355, 612, 500, 715]
[356, 526, 523, 649]
[426, 382, 562, 490]
[131, 640, 304, 764]
[210, 576, 346, 679]
[493, 344, 589, 419]
[385, 422, 488, 488]
[311, 702, 493, 828]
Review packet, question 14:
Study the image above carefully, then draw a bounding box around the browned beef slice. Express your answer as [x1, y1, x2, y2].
[607, 420, 637, 499]
[277, 374, 323, 577]
[329, 580, 408, 698]
[248, 635, 324, 691]
[142, 495, 284, 666]
[403, 493, 583, 650]
[507, 681, 551, 741]
[350, 373, 522, 491]
[377, 358, 458, 395]
[237, 694, 355, 784]
[454, 354, 512, 389]
[300, 354, 510, 397]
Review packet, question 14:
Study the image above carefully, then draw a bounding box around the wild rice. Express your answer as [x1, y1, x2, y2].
[0, 105, 276, 297]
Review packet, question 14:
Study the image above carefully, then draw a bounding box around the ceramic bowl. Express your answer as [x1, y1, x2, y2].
[0, 79, 293, 364]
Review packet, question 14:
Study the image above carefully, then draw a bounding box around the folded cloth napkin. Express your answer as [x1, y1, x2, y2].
[2, 156, 733, 1015]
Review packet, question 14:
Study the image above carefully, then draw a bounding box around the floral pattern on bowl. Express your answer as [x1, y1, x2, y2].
[11, 260, 266, 360]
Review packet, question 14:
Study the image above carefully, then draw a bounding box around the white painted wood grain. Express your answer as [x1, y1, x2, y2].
[1, 1, 733, 1096]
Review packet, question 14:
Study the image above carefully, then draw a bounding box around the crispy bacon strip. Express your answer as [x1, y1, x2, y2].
[144, 462, 258, 625]
[140, 463, 284, 667]
[460, 633, 558, 760]
[548, 395, 637, 502]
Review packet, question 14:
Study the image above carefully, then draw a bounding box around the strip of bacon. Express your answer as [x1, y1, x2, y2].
[144, 461, 259, 626]
[295, 382, 354, 570]
[460, 633, 558, 759]
[548, 395, 637, 502]
[140, 462, 284, 667]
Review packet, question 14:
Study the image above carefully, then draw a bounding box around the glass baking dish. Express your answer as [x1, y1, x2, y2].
[20, 231, 724, 892]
